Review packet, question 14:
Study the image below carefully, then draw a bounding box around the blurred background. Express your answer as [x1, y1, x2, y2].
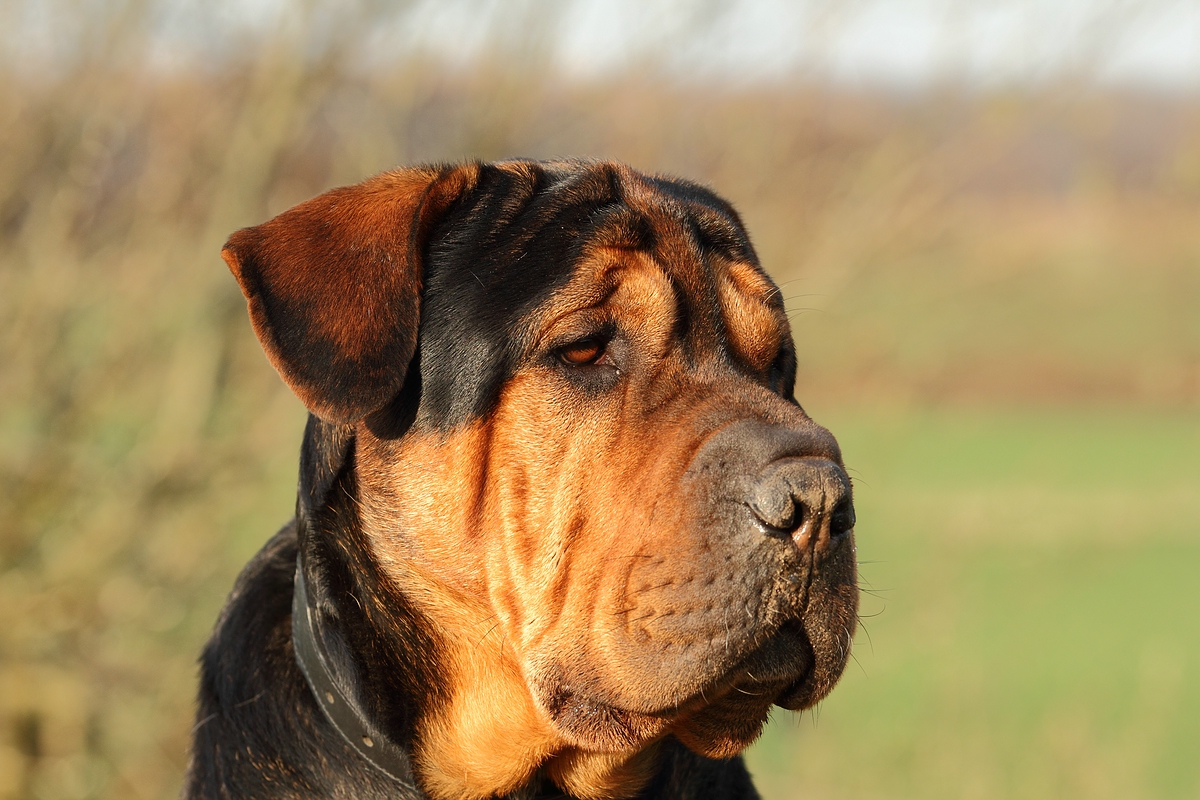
[1, 1, 1198, 798]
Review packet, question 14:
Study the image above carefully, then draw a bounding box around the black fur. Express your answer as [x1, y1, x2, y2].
[186, 432, 761, 799]
[187, 161, 771, 799]
[417, 162, 624, 429]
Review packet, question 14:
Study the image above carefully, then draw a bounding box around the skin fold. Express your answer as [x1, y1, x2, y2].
[186, 159, 858, 800]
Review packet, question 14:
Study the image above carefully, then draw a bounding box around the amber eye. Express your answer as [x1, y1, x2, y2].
[558, 338, 606, 366]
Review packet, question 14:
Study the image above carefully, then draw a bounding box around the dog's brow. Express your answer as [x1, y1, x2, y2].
[692, 215, 748, 260]
[722, 261, 781, 308]
[525, 252, 682, 352]
[589, 208, 656, 251]
[525, 266, 625, 343]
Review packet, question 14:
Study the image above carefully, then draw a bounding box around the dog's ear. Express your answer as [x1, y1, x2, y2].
[222, 165, 480, 424]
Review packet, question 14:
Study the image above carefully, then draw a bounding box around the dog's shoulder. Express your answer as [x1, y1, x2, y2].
[183, 522, 420, 800]
[206, 520, 298, 654]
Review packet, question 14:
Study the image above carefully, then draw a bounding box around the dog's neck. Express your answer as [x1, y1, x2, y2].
[291, 558, 420, 788]
[387, 564, 663, 800]
[294, 420, 660, 800]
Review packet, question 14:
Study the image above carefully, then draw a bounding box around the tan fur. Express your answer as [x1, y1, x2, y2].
[356, 419, 662, 800]
[352, 249, 694, 797]
[718, 260, 788, 373]
[545, 745, 662, 800]
[346, 175, 848, 799]
[352, 245, 806, 800]
[217, 160, 857, 800]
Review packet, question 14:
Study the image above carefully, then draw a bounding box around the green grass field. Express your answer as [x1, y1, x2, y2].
[747, 409, 1200, 800]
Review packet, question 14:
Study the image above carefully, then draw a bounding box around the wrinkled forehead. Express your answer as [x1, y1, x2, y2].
[414, 160, 781, 427]
[525, 211, 779, 345]
[531, 163, 778, 315]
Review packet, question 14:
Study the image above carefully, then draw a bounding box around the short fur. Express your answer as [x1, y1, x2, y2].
[186, 160, 858, 800]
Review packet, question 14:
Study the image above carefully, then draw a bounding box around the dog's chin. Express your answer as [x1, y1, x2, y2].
[533, 621, 833, 756]
[531, 681, 676, 752]
[668, 621, 814, 757]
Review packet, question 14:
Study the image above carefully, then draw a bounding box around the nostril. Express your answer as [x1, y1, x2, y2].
[748, 457, 853, 542]
[748, 494, 802, 532]
[829, 497, 856, 538]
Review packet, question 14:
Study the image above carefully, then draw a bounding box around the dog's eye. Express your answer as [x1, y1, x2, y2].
[557, 338, 607, 366]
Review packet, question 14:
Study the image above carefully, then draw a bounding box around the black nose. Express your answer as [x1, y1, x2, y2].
[749, 458, 855, 546]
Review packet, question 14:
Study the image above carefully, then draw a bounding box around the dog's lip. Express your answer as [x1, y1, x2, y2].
[534, 621, 823, 751]
[555, 620, 816, 720]
[725, 619, 814, 697]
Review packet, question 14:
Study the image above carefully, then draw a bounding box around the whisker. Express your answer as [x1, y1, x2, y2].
[856, 617, 875, 652]
[849, 651, 867, 678]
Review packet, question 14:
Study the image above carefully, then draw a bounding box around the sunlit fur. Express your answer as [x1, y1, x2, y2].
[355, 211, 856, 797]
[204, 159, 857, 800]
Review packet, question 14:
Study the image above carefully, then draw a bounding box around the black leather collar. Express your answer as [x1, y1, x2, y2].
[291, 558, 420, 790]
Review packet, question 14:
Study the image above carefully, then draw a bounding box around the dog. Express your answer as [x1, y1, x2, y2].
[184, 159, 858, 800]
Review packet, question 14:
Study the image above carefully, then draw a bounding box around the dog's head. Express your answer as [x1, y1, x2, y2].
[224, 160, 857, 798]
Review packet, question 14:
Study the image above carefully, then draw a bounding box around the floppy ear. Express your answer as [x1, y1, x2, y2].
[222, 165, 480, 424]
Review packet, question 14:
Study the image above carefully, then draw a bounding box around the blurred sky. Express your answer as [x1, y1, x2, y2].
[6, 0, 1200, 88]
